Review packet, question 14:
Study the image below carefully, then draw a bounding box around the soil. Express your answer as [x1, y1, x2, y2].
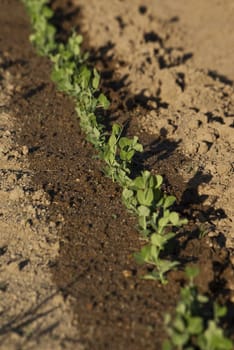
[0, 1, 233, 350]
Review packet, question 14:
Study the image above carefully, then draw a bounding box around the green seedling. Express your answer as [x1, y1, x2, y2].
[123, 171, 187, 282]
[101, 123, 122, 180]
[135, 234, 179, 284]
[101, 124, 143, 185]
[22, 0, 56, 55]
[122, 171, 186, 235]
[149, 198, 188, 237]
[122, 170, 163, 217]
[50, 33, 86, 95]
[49, 32, 110, 149]
[134, 200, 187, 283]
[163, 266, 233, 350]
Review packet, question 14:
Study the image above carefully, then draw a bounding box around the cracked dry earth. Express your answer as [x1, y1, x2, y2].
[0, 0, 234, 350]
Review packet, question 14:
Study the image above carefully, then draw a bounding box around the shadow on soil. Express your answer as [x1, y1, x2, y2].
[208, 69, 234, 87]
[0, 293, 60, 341]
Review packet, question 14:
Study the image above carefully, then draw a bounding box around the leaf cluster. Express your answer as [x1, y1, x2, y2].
[163, 267, 233, 350]
[100, 123, 143, 185]
[50, 33, 109, 149]
[22, 0, 56, 55]
[123, 171, 187, 283]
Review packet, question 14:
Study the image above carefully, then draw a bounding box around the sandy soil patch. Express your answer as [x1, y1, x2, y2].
[76, 0, 234, 246]
[0, 59, 80, 350]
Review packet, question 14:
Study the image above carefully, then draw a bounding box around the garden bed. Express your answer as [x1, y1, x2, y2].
[0, 1, 233, 349]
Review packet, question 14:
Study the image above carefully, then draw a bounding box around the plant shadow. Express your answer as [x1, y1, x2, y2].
[180, 169, 227, 226]
[0, 293, 59, 345]
[51, 0, 81, 43]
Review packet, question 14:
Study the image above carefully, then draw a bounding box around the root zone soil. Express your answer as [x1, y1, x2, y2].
[0, 1, 234, 349]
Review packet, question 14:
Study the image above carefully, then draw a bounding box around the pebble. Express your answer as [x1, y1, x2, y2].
[22, 145, 29, 155]
[122, 270, 132, 278]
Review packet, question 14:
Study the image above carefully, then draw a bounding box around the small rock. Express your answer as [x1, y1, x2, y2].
[122, 270, 132, 278]
[22, 145, 29, 155]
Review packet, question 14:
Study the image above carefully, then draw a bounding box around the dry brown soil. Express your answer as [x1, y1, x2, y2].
[0, 1, 233, 349]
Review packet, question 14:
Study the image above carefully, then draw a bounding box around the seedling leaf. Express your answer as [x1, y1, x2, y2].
[98, 93, 110, 109]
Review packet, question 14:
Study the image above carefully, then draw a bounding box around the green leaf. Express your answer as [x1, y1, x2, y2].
[155, 174, 163, 188]
[120, 149, 134, 161]
[185, 266, 200, 280]
[151, 233, 165, 247]
[158, 217, 170, 230]
[42, 6, 53, 19]
[197, 294, 209, 303]
[103, 149, 115, 165]
[176, 302, 186, 315]
[171, 331, 189, 346]
[173, 316, 186, 332]
[137, 188, 154, 206]
[187, 316, 204, 335]
[112, 123, 122, 135]
[133, 176, 145, 189]
[92, 69, 100, 89]
[134, 142, 143, 152]
[157, 259, 179, 274]
[143, 271, 161, 281]
[179, 218, 188, 226]
[98, 93, 110, 109]
[162, 340, 172, 350]
[122, 188, 134, 200]
[138, 216, 147, 231]
[163, 195, 176, 209]
[148, 174, 156, 188]
[119, 137, 131, 148]
[134, 245, 151, 264]
[137, 205, 150, 217]
[164, 232, 176, 242]
[214, 303, 227, 319]
[68, 33, 83, 55]
[169, 212, 180, 225]
[202, 321, 233, 350]
[108, 134, 117, 148]
[79, 66, 92, 89]
[142, 170, 151, 179]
